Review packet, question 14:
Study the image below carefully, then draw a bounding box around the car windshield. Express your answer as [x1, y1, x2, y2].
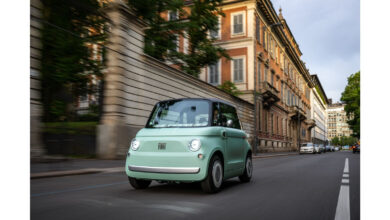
[305, 143, 314, 147]
[146, 100, 210, 128]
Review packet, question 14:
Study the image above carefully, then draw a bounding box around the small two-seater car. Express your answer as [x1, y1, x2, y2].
[126, 98, 253, 193]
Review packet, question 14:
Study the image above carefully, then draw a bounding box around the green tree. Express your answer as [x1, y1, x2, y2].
[41, 0, 107, 121]
[341, 71, 360, 138]
[217, 81, 243, 97]
[331, 136, 340, 146]
[129, 0, 229, 77]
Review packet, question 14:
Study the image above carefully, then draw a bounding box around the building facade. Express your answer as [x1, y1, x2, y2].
[198, 0, 316, 152]
[327, 102, 353, 139]
[310, 75, 329, 145]
[161, 0, 325, 152]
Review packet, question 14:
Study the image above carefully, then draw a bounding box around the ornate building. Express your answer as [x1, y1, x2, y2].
[327, 102, 353, 139]
[198, 0, 316, 152]
[310, 74, 329, 145]
[162, 0, 321, 152]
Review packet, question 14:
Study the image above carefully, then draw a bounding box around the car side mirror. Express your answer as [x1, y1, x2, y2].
[226, 119, 233, 128]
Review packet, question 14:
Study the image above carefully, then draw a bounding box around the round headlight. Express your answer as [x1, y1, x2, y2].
[130, 139, 140, 151]
[188, 139, 201, 152]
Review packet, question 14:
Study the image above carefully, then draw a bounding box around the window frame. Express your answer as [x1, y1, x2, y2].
[231, 56, 246, 83]
[231, 11, 246, 37]
[208, 59, 221, 85]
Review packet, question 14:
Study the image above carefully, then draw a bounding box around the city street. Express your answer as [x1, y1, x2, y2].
[31, 151, 360, 220]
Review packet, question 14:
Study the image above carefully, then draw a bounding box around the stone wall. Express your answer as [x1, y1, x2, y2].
[97, 2, 254, 159]
[30, 0, 45, 158]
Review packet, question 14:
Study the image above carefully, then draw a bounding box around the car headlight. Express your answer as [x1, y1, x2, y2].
[188, 139, 201, 152]
[130, 139, 140, 151]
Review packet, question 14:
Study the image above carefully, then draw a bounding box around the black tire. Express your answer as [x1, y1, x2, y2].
[239, 154, 253, 183]
[201, 155, 223, 193]
[128, 177, 151, 189]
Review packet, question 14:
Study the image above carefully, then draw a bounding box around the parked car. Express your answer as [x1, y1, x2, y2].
[325, 145, 331, 152]
[319, 144, 326, 153]
[314, 144, 322, 154]
[300, 143, 315, 154]
[330, 145, 335, 152]
[335, 146, 340, 151]
[126, 98, 252, 193]
[352, 144, 360, 153]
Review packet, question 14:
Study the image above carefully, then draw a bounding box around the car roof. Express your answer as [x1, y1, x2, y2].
[156, 98, 235, 107]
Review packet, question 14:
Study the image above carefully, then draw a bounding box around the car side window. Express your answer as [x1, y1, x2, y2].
[220, 103, 241, 129]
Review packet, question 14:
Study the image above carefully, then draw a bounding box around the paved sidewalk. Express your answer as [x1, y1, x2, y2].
[31, 151, 298, 179]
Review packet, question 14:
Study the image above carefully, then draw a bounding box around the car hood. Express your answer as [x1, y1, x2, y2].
[136, 127, 224, 137]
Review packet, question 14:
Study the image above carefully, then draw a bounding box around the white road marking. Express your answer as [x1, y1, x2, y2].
[335, 158, 350, 220]
[335, 185, 350, 220]
[343, 174, 349, 178]
[343, 158, 349, 173]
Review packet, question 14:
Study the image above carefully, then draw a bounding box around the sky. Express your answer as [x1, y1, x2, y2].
[271, 0, 360, 102]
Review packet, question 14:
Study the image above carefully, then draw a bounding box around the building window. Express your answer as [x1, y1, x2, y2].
[257, 60, 261, 84]
[271, 113, 274, 135]
[271, 71, 274, 87]
[264, 111, 268, 132]
[208, 60, 220, 85]
[281, 82, 284, 103]
[170, 35, 179, 53]
[276, 116, 279, 135]
[232, 57, 244, 83]
[168, 10, 178, 21]
[210, 16, 221, 39]
[183, 32, 189, 54]
[231, 12, 245, 35]
[264, 67, 268, 83]
[256, 16, 260, 42]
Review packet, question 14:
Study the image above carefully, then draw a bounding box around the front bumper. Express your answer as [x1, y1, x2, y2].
[126, 151, 208, 182]
[128, 165, 200, 174]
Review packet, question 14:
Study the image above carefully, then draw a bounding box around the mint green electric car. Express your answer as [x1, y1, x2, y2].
[125, 98, 252, 193]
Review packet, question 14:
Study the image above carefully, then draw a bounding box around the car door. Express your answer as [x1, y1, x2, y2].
[220, 103, 245, 172]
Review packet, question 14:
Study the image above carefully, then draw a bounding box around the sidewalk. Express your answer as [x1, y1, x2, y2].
[31, 151, 298, 179]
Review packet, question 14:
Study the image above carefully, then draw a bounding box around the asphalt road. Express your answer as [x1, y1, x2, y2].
[31, 151, 360, 220]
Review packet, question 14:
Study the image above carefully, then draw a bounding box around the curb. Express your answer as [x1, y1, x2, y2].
[30, 167, 124, 179]
[253, 153, 298, 159]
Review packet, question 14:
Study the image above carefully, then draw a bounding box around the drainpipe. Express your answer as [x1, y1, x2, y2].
[253, 24, 258, 156]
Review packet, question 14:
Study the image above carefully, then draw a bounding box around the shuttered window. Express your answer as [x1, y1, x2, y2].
[233, 58, 244, 82]
[209, 61, 219, 85]
[233, 14, 243, 34]
[256, 16, 260, 42]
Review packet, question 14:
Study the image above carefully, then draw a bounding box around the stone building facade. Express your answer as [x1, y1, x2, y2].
[310, 74, 329, 145]
[327, 102, 353, 139]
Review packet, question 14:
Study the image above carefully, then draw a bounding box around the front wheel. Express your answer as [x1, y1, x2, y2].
[201, 155, 223, 193]
[128, 177, 151, 189]
[239, 154, 253, 182]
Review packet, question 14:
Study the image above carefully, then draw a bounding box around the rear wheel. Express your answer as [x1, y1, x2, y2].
[128, 177, 151, 189]
[201, 155, 223, 193]
[239, 154, 253, 182]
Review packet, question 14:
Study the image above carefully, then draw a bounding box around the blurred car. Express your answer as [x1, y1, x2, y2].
[335, 146, 340, 151]
[319, 144, 326, 153]
[313, 144, 322, 154]
[330, 145, 335, 152]
[300, 143, 315, 154]
[352, 144, 360, 153]
[325, 145, 331, 152]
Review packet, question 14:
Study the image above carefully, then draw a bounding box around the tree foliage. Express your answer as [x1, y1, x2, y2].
[331, 136, 357, 146]
[129, 0, 230, 77]
[340, 71, 360, 138]
[217, 81, 242, 97]
[40, 0, 107, 122]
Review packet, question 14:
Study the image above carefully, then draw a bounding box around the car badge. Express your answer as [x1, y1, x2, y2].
[158, 143, 166, 150]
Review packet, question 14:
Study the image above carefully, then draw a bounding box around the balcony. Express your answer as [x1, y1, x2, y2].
[259, 81, 280, 107]
[305, 118, 316, 129]
[288, 105, 306, 120]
